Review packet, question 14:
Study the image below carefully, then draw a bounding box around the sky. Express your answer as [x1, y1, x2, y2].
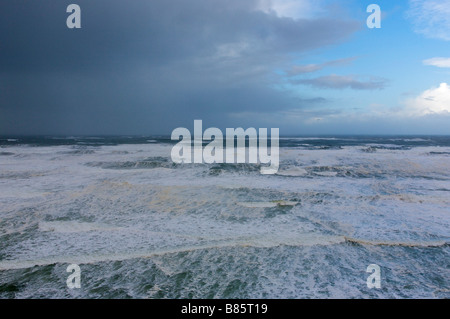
[0, 0, 449, 135]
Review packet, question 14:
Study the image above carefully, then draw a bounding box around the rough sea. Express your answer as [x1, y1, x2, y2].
[0, 136, 449, 298]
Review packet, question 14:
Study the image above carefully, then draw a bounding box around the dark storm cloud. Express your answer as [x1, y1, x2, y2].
[0, 0, 360, 134]
[287, 57, 358, 76]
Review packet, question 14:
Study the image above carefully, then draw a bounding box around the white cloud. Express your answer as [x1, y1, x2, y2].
[404, 83, 450, 116]
[423, 57, 450, 68]
[407, 0, 450, 41]
[256, 0, 323, 19]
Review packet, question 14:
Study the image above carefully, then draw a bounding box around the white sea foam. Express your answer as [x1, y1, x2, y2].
[277, 167, 308, 176]
[0, 141, 449, 299]
[313, 171, 338, 177]
[0, 234, 347, 270]
[38, 221, 120, 233]
[237, 202, 278, 208]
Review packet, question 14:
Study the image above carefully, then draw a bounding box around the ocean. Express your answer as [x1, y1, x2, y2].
[0, 136, 449, 298]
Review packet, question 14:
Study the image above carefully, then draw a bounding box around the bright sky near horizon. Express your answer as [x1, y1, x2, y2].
[0, 0, 449, 135]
